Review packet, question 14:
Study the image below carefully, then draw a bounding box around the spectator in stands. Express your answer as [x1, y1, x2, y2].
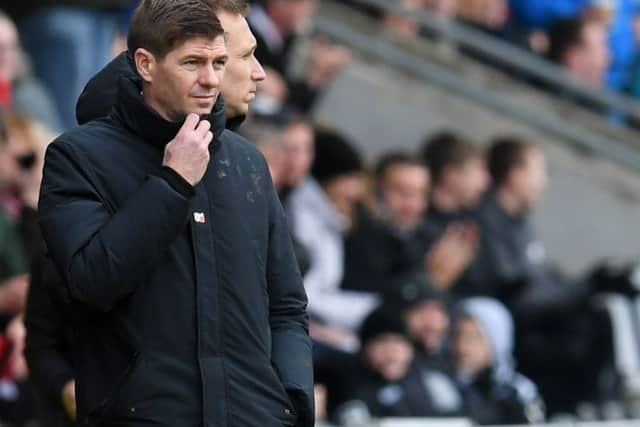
[0, 11, 60, 132]
[288, 128, 377, 353]
[421, 131, 488, 236]
[24, 241, 76, 427]
[452, 297, 545, 425]
[419, 131, 484, 296]
[281, 116, 315, 200]
[341, 152, 434, 295]
[396, 279, 451, 366]
[0, 110, 37, 427]
[248, 0, 351, 116]
[547, 15, 611, 87]
[239, 120, 287, 189]
[468, 136, 617, 415]
[342, 152, 477, 296]
[3, 0, 131, 130]
[319, 305, 464, 423]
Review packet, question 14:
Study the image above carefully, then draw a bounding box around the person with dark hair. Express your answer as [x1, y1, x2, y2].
[38, 2, 313, 427]
[317, 305, 464, 423]
[288, 128, 376, 352]
[547, 16, 610, 87]
[421, 131, 489, 236]
[466, 136, 618, 415]
[341, 152, 434, 296]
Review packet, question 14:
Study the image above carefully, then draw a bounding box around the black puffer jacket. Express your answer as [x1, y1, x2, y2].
[38, 63, 313, 426]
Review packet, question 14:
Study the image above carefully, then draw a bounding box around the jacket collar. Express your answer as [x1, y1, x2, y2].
[112, 76, 227, 148]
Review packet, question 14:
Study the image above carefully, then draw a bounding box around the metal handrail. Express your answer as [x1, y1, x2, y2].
[313, 15, 640, 173]
[344, 0, 640, 124]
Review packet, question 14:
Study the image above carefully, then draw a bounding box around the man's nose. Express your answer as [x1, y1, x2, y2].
[199, 65, 220, 88]
[251, 57, 266, 82]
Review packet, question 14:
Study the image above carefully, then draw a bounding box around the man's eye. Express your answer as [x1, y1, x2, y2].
[184, 60, 198, 66]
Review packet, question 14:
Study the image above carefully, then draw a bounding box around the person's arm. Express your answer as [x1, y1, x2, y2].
[24, 253, 75, 409]
[265, 171, 314, 427]
[38, 140, 194, 310]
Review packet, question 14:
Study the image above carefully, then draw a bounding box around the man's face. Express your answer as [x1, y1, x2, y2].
[364, 334, 414, 382]
[508, 148, 548, 211]
[282, 121, 314, 187]
[453, 158, 489, 209]
[138, 35, 228, 121]
[0, 17, 19, 82]
[404, 301, 449, 354]
[218, 12, 266, 118]
[453, 317, 493, 376]
[380, 163, 430, 229]
[324, 173, 365, 218]
[569, 22, 611, 86]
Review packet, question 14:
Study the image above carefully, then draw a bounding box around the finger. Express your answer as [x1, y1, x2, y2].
[203, 130, 214, 146]
[180, 113, 201, 133]
[195, 119, 211, 138]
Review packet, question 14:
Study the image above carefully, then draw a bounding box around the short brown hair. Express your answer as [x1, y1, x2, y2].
[211, 0, 250, 15]
[487, 136, 536, 186]
[128, 0, 224, 59]
[421, 131, 482, 184]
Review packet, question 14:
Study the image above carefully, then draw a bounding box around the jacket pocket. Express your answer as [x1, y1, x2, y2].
[88, 351, 147, 425]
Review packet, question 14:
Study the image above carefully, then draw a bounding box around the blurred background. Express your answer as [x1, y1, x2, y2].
[1, 0, 640, 426]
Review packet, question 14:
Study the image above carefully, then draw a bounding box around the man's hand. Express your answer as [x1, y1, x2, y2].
[162, 113, 213, 186]
[61, 380, 77, 421]
[5, 315, 27, 380]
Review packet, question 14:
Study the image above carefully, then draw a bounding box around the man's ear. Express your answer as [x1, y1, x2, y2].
[134, 48, 156, 83]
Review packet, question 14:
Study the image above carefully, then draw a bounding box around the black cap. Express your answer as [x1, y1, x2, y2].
[311, 128, 362, 184]
[389, 273, 449, 313]
[359, 305, 407, 345]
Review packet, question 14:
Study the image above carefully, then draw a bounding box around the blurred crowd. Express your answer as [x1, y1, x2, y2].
[347, 0, 640, 103]
[0, 0, 638, 427]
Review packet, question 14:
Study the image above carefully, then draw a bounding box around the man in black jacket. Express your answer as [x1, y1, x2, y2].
[37, 1, 313, 427]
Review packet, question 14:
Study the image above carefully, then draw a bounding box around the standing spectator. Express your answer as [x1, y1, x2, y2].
[452, 297, 545, 425]
[3, 0, 131, 130]
[248, 0, 351, 116]
[0, 11, 60, 132]
[288, 128, 377, 352]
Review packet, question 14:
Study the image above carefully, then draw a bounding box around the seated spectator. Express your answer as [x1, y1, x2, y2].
[288, 128, 377, 352]
[452, 297, 545, 425]
[319, 305, 464, 423]
[342, 151, 476, 295]
[280, 116, 315, 201]
[341, 152, 434, 295]
[421, 131, 488, 237]
[248, 0, 350, 116]
[238, 120, 287, 190]
[547, 15, 611, 88]
[0, 10, 60, 132]
[395, 278, 451, 366]
[468, 136, 618, 414]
